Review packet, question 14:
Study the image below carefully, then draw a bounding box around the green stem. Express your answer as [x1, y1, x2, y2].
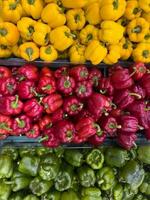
[16, 119, 25, 128]
[0, 28, 8, 36]
[45, 46, 52, 54]
[27, 0, 35, 5]
[0, 122, 12, 131]
[142, 50, 149, 58]
[26, 47, 33, 61]
[11, 95, 19, 109]
[132, 25, 142, 33]
[113, 0, 118, 9]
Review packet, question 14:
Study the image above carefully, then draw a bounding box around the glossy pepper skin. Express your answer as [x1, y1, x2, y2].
[0, 95, 23, 115]
[131, 85, 146, 99]
[0, 154, 13, 178]
[41, 191, 61, 200]
[75, 80, 93, 99]
[119, 115, 139, 133]
[54, 66, 68, 79]
[86, 149, 104, 170]
[117, 132, 137, 150]
[42, 128, 60, 148]
[129, 62, 147, 81]
[0, 66, 11, 78]
[61, 190, 79, 200]
[51, 108, 64, 124]
[23, 98, 44, 118]
[0, 114, 12, 136]
[140, 74, 150, 98]
[0, 181, 11, 200]
[98, 77, 114, 96]
[40, 67, 54, 78]
[81, 187, 102, 199]
[88, 67, 102, 88]
[88, 132, 106, 146]
[25, 124, 40, 139]
[77, 165, 96, 187]
[137, 146, 150, 165]
[69, 65, 89, 81]
[12, 115, 31, 135]
[42, 93, 63, 114]
[38, 76, 56, 95]
[0, 145, 18, 160]
[39, 115, 52, 131]
[63, 96, 83, 116]
[57, 76, 75, 95]
[56, 120, 75, 143]
[0, 77, 17, 96]
[64, 149, 83, 167]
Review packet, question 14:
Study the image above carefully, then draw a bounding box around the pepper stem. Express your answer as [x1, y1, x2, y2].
[42, 84, 52, 91]
[11, 95, 19, 109]
[129, 92, 141, 99]
[138, 125, 144, 130]
[99, 89, 107, 94]
[16, 119, 25, 128]
[94, 123, 103, 136]
[26, 47, 33, 61]
[0, 122, 12, 131]
[113, 0, 118, 9]
[64, 79, 71, 88]
[39, 135, 49, 143]
[0, 28, 8, 36]
[27, 0, 35, 5]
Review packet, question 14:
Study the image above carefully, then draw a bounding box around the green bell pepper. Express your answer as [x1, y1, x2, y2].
[105, 147, 128, 167]
[39, 153, 60, 181]
[29, 176, 53, 196]
[55, 163, 73, 191]
[81, 187, 101, 197]
[96, 166, 115, 190]
[86, 149, 104, 170]
[77, 165, 96, 187]
[53, 147, 65, 158]
[8, 191, 25, 200]
[140, 172, 150, 195]
[133, 194, 148, 200]
[23, 195, 39, 200]
[61, 190, 80, 200]
[71, 175, 79, 192]
[111, 184, 123, 200]
[81, 197, 102, 200]
[119, 160, 145, 189]
[64, 149, 83, 167]
[18, 155, 40, 177]
[122, 184, 138, 200]
[0, 145, 18, 160]
[0, 181, 11, 200]
[137, 146, 150, 164]
[41, 191, 61, 200]
[36, 147, 53, 156]
[0, 154, 13, 178]
[19, 147, 37, 157]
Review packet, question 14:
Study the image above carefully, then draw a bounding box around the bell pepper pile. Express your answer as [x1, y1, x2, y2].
[0, 63, 149, 149]
[0, 0, 150, 64]
[0, 145, 149, 200]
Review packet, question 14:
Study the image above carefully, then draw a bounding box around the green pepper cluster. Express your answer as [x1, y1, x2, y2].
[0, 145, 149, 200]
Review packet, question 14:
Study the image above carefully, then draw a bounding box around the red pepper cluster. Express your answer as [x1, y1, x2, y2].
[0, 63, 149, 149]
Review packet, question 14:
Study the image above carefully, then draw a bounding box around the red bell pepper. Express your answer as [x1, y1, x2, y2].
[17, 64, 39, 81]
[0, 77, 17, 96]
[0, 95, 23, 115]
[119, 115, 139, 133]
[129, 62, 147, 80]
[73, 134, 86, 144]
[145, 129, 150, 140]
[51, 108, 65, 124]
[88, 132, 106, 146]
[0, 66, 11, 78]
[88, 68, 102, 87]
[57, 76, 75, 95]
[131, 85, 146, 99]
[12, 115, 31, 135]
[23, 98, 44, 118]
[63, 96, 83, 116]
[42, 93, 63, 114]
[110, 108, 122, 118]
[111, 68, 133, 90]
[54, 66, 68, 79]
[25, 124, 40, 138]
[39, 115, 52, 131]
[38, 76, 56, 95]
[75, 117, 96, 139]
[17, 80, 36, 99]
[75, 81, 93, 99]
[87, 93, 111, 119]
[41, 66, 54, 78]
[98, 77, 114, 96]
[56, 120, 75, 143]
[0, 114, 12, 135]
[140, 73, 150, 98]
[117, 132, 137, 150]
[69, 65, 89, 81]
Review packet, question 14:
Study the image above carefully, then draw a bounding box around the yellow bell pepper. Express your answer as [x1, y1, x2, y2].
[119, 37, 133, 60]
[17, 17, 36, 41]
[66, 9, 85, 31]
[69, 43, 86, 64]
[99, 21, 124, 44]
[85, 2, 101, 25]
[61, 0, 88, 8]
[127, 17, 149, 42]
[0, 22, 19, 46]
[19, 42, 39, 61]
[142, 12, 150, 23]
[50, 25, 74, 51]
[124, 0, 142, 20]
[79, 25, 98, 45]
[85, 40, 107, 65]
[41, 3, 66, 28]
[0, 44, 12, 58]
[142, 31, 150, 43]
[21, 0, 44, 19]
[139, 0, 150, 13]
[100, 0, 126, 21]
[2, 0, 23, 24]
[85, 0, 102, 7]
[44, 0, 57, 2]
[132, 42, 150, 63]
[12, 37, 25, 57]
[40, 45, 58, 61]
[103, 44, 121, 64]
[32, 22, 51, 46]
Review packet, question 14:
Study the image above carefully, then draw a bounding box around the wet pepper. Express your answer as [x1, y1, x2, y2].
[57, 76, 75, 95]
[0, 77, 17, 96]
[75, 80, 93, 99]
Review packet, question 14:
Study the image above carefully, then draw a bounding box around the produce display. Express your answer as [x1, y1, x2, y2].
[0, 63, 149, 149]
[0, 0, 150, 64]
[0, 145, 149, 200]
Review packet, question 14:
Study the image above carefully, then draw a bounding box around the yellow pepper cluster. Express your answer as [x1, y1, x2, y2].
[0, 0, 149, 64]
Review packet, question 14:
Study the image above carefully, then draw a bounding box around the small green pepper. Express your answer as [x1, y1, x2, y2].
[18, 155, 40, 177]
[119, 160, 145, 189]
[36, 147, 53, 156]
[39, 153, 60, 181]
[29, 176, 53, 196]
[64, 149, 83, 167]
[41, 190, 61, 200]
[61, 190, 80, 200]
[0, 181, 11, 200]
[140, 172, 150, 195]
[0, 154, 13, 178]
[86, 149, 104, 170]
[23, 195, 39, 200]
[19, 147, 37, 157]
[96, 167, 115, 190]
[81, 187, 101, 197]
[0, 145, 18, 160]
[111, 184, 123, 200]
[137, 146, 150, 164]
[105, 147, 129, 167]
[78, 165, 96, 187]
[123, 184, 138, 200]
